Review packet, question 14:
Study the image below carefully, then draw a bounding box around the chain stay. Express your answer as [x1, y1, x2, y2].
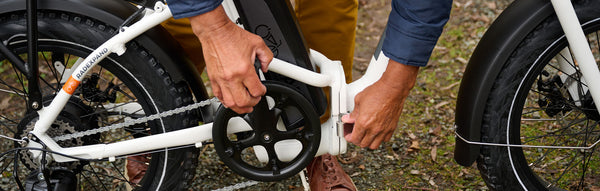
[52, 98, 220, 141]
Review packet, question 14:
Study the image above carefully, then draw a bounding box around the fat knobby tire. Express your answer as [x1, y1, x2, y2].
[0, 10, 198, 190]
[477, 0, 600, 190]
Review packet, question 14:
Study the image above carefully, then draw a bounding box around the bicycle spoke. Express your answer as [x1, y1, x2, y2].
[112, 82, 137, 100]
[84, 163, 111, 191]
[41, 51, 60, 91]
[522, 119, 599, 146]
[553, 150, 584, 187]
[110, 162, 136, 187]
[0, 78, 27, 96]
[7, 59, 27, 95]
[0, 116, 18, 134]
[83, 100, 141, 119]
[547, 62, 584, 89]
[0, 156, 15, 177]
[578, 147, 596, 189]
[79, 171, 102, 191]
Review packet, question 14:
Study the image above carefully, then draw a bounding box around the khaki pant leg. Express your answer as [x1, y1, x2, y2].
[295, 0, 358, 81]
[295, 0, 358, 121]
[160, 18, 206, 70]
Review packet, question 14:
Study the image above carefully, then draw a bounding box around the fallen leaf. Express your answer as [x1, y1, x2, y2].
[410, 170, 420, 175]
[431, 145, 438, 162]
[358, 165, 365, 170]
[450, 92, 457, 99]
[462, 169, 470, 175]
[441, 81, 461, 91]
[429, 126, 442, 136]
[429, 179, 437, 186]
[408, 132, 417, 140]
[431, 137, 441, 145]
[455, 57, 468, 64]
[339, 151, 362, 164]
[434, 101, 450, 109]
[385, 155, 394, 160]
[408, 140, 420, 152]
[433, 45, 447, 51]
[453, 1, 462, 8]
[464, 0, 473, 8]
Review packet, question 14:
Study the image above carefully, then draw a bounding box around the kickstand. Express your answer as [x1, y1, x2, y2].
[299, 168, 310, 191]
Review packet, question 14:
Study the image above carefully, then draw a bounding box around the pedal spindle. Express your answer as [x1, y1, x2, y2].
[213, 82, 321, 181]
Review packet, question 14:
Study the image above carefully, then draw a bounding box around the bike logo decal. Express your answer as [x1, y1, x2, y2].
[255, 25, 281, 57]
[75, 48, 109, 79]
[62, 76, 80, 95]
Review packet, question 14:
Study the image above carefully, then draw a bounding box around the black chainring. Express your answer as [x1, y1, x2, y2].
[212, 81, 321, 181]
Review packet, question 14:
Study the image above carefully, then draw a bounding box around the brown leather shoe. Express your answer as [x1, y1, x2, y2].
[306, 154, 357, 191]
[126, 154, 150, 185]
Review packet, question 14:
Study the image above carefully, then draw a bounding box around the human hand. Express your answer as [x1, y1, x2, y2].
[190, 6, 273, 114]
[343, 60, 419, 149]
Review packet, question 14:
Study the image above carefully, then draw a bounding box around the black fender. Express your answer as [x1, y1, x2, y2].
[0, 0, 209, 104]
[454, 0, 554, 166]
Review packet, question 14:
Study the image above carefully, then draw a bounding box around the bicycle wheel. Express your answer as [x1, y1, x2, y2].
[478, 1, 600, 190]
[0, 10, 198, 190]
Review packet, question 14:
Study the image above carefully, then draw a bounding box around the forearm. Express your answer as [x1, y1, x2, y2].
[189, 5, 231, 39]
[378, 59, 420, 99]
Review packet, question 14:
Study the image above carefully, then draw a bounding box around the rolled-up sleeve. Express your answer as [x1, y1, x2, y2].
[383, 0, 452, 67]
[166, 0, 224, 19]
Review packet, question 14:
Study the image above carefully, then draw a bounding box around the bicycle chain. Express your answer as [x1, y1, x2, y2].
[52, 98, 220, 141]
[39, 97, 303, 191]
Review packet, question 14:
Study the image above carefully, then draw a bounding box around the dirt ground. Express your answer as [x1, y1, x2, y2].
[191, 0, 514, 190]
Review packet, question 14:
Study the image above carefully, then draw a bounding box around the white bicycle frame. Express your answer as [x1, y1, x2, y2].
[24, 0, 600, 164]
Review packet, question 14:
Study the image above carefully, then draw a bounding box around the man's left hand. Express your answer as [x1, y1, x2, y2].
[343, 60, 419, 149]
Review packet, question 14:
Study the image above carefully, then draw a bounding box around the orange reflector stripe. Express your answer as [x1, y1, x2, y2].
[62, 76, 80, 95]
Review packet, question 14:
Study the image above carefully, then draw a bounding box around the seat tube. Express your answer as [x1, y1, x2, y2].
[550, 0, 600, 115]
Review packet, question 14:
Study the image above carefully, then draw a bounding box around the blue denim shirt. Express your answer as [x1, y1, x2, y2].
[166, 0, 451, 67]
[167, 0, 224, 19]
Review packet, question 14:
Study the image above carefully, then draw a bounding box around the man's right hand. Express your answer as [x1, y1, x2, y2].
[190, 5, 273, 114]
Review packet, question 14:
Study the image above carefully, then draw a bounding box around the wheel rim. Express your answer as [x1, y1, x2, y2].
[0, 39, 168, 190]
[508, 18, 600, 190]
